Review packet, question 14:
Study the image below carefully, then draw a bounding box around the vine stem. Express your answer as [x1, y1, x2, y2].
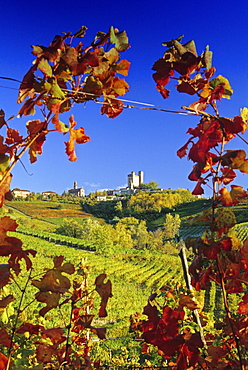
[6, 268, 33, 370]
[64, 300, 74, 365]
[216, 256, 244, 370]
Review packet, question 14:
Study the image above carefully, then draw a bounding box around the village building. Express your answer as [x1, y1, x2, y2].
[68, 182, 85, 197]
[12, 188, 31, 199]
[118, 171, 145, 195]
[42, 191, 58, 198]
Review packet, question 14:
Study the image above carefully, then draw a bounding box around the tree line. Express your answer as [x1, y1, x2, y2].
[55, 214, 181, 254]
[80, 188, 196, 221]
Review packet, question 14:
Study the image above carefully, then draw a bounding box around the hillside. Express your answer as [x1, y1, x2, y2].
[5, 197, 248, 237]
[4, 200, 97, 230]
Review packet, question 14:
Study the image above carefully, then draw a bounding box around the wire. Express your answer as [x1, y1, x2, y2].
[0, 75, 198, 116]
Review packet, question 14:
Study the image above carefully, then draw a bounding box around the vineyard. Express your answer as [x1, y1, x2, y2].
[7, 231, 184, 366]
[6, 216, 244, 367]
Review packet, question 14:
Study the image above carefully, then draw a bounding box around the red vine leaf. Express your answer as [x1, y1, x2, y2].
[101, 98, 124, 118]
[35, 291, 60, 316]
[179, 294, 200, 310]
[0, 328, 12, 347]
[0, 352, 8, 370]
[0, 294, 15, 308]
[5, 128, 23, 145]
[238, 293, 248, 314]
[0, 264, 11, 288]
[0, 110, 7, 129]
[219, 185, 248, 206]
[64, 115, 90, 161]
[95, 273, 113, 317]
[0, 216, 36, 274]
[16, 322, 44, 335]
[0, 173, 13, 208]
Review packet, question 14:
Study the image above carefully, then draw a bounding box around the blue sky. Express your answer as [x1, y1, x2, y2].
[1, 0, 248, 196]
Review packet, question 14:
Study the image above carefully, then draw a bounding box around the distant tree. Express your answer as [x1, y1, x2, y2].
[113, 222, 133, 249]
[114, 201, 123, 216]
[117, 217, 150, 249]
[55, 219, 84, 238]
[139, 181, 159, 189]
[147, 228, 164, 252]
[163, 213, 181, 240]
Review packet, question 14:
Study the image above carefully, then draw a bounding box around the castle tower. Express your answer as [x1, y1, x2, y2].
[127, 171, 144, 189]
[138, 171, 144, 186]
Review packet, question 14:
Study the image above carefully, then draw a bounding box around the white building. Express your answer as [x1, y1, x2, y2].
[12, 188, 31, 199]
[127, 171, 144, 190]
[68, 182, 85, 197]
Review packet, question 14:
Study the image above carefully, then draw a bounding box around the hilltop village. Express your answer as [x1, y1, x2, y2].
[11, 171, 162, 201]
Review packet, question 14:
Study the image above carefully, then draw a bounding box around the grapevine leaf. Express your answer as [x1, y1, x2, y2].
[220, 116, 247, 135]
[0, 352, 8, 370]
[238, 293, 248, 314]
[192, 180, 205, 196]
[17, 65, 36, 104]
[53, 255, 64, 268]
[82, 75, 103, 98]
[32, 269, 71, 293]
[41, 327, 65, 345]
[179, 294, 200, 310]
[90, 327, 107, 339]
[241, 107, 248, 123]
[95, 273, 113, 317]
[52, 114, 68, 133]
[49, 78, 65, 99]
[26, 120, 47, 163]
[32, 35, 65, 62]
[176, 75, 206, 95]
[77, 50, 101, 75]
[18, 98, 37, 117]
[36, 343, 54, 363]
[219, 167, 236, 185]
[156, 85, 170, 99]
[111, 59, 131, 76]
[72, 25, 87, 38]
[227, 150, 248, 173]
[16, 322, 44, 335]
[0, 328, 12, 347]
[38, 59, 53, 77]
[210, 75, 233, 99]
[105, 47, 120, 64]
[109, 26, 130, 52]
[5, 128, 23, 145]
[28, 133, 46, 164]
[173, 53, 201, 76]
[0, 154, 10, 173]
[101, 98, 124, 118]
[62, 47, 78, 74]
[201, 45, 213, 69]
[111, 76, 129, 96]
[35, 291, 60, 316]
[0, 264, 11, 288]
[64, 115, 90, 161]
[0, 295, 15, 308]
[0, 110, 6, 129]
[0, 216, 36, 273]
